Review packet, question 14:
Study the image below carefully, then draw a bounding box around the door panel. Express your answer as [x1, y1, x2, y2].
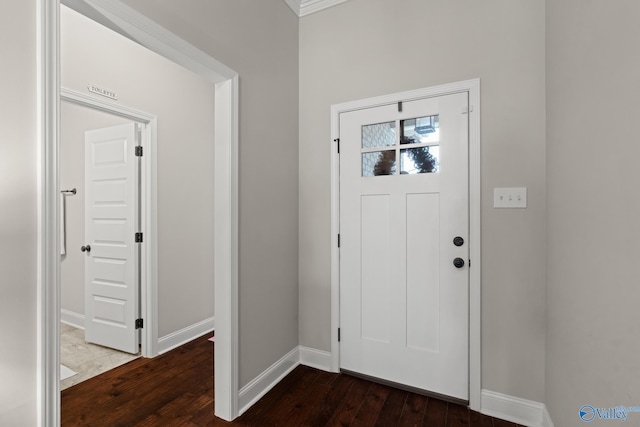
[406, 193, 440, 352]
[360, 194, 392, 343]
[339, 93, 469, 400]
[84, 123, 139, 354]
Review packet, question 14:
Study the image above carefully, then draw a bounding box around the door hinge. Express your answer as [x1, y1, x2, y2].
[135, 318, 144, 329]
[398, 101, 403, 112]
[135, 146, 143, 157]
[337, 234, 340, 248]
[334, 138, 340, 153]
[338, 328, 341, 342]
[469, 259, 471, 268]
[135, 232, 143, 243]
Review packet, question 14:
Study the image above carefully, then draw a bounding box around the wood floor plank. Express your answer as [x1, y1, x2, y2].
[469, 409, 494, 427]
[95, 349, 211, 425]
[314, 370, 340, 386]
[187, 401, 233, 427]
[493, 418, 523, 427]
[255, 367, 322, 427]
[398, 393, 428, 426]
[446, 403, 470, 427]
[325, 376, 372, 426]
[422, 397, 448, 427]
[373, 386, 408, 427]
[301, 374, 356, 427]
[350, 383, 390, 427]
[153, 393, 210, 425]
[62, 335, 523, 427]
[62, 335, 212, 426]
[276, 370, 342, 426]
[237, 365, 308, 426]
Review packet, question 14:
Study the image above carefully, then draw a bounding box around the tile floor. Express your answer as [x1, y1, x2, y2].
[60, 323, 139, 390]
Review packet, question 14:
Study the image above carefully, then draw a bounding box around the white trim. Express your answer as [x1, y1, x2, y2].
[283, 0, 350, 17]
[481, 389, 554, 427]
[37, 0, 60, 425]
[39, 1, 240, 424]
[213, 76, 240, 421]
[61, 308, 215, 356]
[299, 0, 350, 16]
[157, 317, 215, 355]
[238, 347, 300, 416]
[141, 118, 159, 359]
[299, 346, 333, 371]
[61, 87, 158, 358]
[60, 88, 156, 122]
[60, 309, 84, 330]
[329, 79, 482, 408]
[282, 0, 302, 15]
[467, 80, 482, 411]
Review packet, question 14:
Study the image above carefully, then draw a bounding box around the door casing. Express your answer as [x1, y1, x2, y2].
[330, 79, 482, 410]
[62, 89, 155, 357]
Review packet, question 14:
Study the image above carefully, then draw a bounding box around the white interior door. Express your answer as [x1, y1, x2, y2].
[84, 122, 140, 354]
[339, 92, 469, 400]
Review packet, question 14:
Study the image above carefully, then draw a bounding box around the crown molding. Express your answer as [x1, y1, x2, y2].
[283, 0, 350, 17]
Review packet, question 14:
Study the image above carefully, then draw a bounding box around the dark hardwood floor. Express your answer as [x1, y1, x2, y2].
[62, 334, 523, 427]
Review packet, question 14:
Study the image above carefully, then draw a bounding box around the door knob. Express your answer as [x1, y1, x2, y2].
[453, 236, 464, 247]
[453, 257, 465, 268]
[81, 245, 91, 253]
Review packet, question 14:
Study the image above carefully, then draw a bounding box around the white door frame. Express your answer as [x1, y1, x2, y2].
[37, 1, 240, 425]
[62, 87, 157, 358]
[330, 79, 481, 410]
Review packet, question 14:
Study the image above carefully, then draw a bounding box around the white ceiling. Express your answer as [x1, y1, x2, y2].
[282, 0, 351, 17]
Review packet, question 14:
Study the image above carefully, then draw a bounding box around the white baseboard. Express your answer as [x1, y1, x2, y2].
[157, 317, 215, 355]
[62, 310, 214, 356]
[237, 346, 550, 427]
[299, 346, 333, 371]
[61, 309, 85, 330]
[481, 389, 554, 427]
[238, 346, 300, 416]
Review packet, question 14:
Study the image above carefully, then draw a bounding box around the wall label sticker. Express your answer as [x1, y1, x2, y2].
[87, 84, 119, 100]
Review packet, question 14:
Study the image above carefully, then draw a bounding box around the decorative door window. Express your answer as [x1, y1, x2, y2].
[361, 115, 440, 177]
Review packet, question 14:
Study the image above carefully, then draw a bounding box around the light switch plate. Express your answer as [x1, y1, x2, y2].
[494, 187, 527, 208]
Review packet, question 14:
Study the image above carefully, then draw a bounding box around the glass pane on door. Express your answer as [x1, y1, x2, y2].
[362, 150, 396, 176]
[401, 115, 439, 144]
[400, 147, 439, 174]
[362, 121, 396, 149]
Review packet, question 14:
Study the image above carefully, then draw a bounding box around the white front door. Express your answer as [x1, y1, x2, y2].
[84, 123, 140, 354]
[339, 92, 469, 400]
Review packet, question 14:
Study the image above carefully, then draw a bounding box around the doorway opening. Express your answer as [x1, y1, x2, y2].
[59, 88, 156, 389]
[38, 0, 240, 424]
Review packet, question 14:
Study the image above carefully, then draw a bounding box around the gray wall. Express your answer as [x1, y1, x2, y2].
[120, 0, 300, 387]
[546, 1, 640, 425]
[61, 6, 216, 337]
[298, 0, 547, 402]
[0, 2, 37, 424]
